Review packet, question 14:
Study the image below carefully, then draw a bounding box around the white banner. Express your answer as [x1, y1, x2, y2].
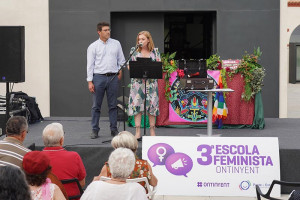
[142, 136, 280, 197]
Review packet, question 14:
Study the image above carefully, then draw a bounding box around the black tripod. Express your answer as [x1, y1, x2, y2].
[142, 73, 149, 136]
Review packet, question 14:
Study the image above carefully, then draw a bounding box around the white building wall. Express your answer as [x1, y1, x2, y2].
[280, 2, 300, 117]
[0, 0, 50, 117]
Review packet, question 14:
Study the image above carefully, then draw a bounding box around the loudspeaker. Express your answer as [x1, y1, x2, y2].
[0, 26, 25, 83]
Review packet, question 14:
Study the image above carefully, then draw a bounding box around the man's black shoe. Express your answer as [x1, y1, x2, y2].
[111, 130, 119, 137]
[90, 131, 99, 139]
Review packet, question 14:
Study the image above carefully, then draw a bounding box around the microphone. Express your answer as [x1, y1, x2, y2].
[134, 43, 143, 52]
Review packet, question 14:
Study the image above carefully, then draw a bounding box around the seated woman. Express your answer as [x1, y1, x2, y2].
[22, 151, 66, 200]
[81, 148, 148, 200]
[96, 131, 158, 190]
[0, 165, 31, 200]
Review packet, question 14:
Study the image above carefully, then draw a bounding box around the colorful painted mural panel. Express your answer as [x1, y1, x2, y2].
[168, 71, 220, 122]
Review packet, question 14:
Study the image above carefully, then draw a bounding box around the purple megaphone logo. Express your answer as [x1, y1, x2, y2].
[147, 143, 175, 167]
[165, 153, 193, 177]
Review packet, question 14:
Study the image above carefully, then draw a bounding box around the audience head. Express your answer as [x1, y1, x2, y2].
[6, 116, 28, 140]
[42, 122, 64, 147]
[22, 151, 52, 186]
[108, 148, 135, 180]
[111, 131, 138, 153]
[0, 165, 31, 200]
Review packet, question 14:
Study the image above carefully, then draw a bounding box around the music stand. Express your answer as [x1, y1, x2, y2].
[129, 58, 162, 136]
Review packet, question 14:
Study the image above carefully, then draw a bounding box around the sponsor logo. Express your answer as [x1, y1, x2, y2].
[197, 181, 230, 188]
[239, 180, 251, 190]
[252, 182, 271, 188]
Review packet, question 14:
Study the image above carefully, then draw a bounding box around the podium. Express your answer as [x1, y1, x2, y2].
[188, 88, 234, 136]
[129, 58, 162, 136]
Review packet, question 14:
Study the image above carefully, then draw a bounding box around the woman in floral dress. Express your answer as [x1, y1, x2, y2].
[127, 31, 161, 139]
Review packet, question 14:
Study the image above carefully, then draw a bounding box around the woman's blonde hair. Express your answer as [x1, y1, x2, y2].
[111, 131, 138, 152]
[136, 31, 155, 52]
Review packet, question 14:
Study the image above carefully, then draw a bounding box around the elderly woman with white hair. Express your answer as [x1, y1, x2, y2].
[81, 148, 148, 200]
[96, 131, 158, 191]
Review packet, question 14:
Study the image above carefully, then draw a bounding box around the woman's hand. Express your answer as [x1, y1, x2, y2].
[147, 162, 158, 186]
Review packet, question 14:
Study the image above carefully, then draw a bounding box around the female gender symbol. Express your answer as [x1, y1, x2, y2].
[156, 146, 167, 162]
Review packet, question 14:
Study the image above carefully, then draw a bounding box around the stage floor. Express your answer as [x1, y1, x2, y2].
[19, 117, 300, 149]
[2, 117, 300, 193]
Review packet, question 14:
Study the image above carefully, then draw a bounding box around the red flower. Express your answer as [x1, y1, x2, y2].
[177, 69, 185, 78]
[226, 67, 230, 72]
[217, 61, 222, 70]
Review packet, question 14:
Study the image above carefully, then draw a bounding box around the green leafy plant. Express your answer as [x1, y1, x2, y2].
[161, 48, 265, 103]
[236, 47, 266, 101]
[206, 54, 222, 70]
[161, 52, 177, 102]
[207, 54, 228, 96]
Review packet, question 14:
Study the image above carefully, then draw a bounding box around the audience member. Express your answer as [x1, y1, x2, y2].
[0, 117, 68, 198]
[0, 165, 31, 200]
[81, 148, 148, 200]
[42, 122, 86, 198]
[0, 116, 31, 168]
[96, 131, 158, 190]
[22, 151, 66, 200]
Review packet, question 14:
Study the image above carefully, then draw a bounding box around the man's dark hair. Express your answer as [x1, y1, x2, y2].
[0, 166, 31, 200]
[97, 22, 110, 31]
[6, 116, 28, 136]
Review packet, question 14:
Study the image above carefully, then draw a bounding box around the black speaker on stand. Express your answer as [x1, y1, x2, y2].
[0, 26, 25, 83]
[0, 26, 25, 132]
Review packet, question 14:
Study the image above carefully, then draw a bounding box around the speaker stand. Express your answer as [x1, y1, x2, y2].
[6, 82, 9, 120]
[0, 82, 10, 136]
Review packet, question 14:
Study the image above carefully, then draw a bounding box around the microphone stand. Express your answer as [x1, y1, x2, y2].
[102, 45, 140, 144]
[110, 44, 141, 82]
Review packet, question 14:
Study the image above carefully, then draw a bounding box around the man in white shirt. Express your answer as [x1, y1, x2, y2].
[87, 22, 125, 139]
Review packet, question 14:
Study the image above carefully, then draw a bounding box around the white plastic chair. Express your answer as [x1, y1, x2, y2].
[100, 176, 157, 199]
